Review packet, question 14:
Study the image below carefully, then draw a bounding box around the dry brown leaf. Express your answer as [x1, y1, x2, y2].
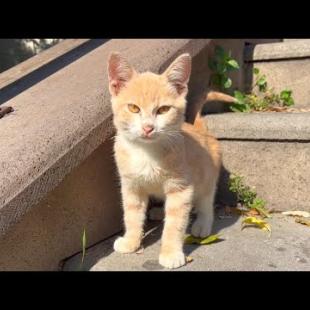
[246, 209, 260, 216]
[295, 217, 310, 227]
[282, 211, 310, 218]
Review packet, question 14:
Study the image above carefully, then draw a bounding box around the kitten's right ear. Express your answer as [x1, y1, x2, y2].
[107, 52, 135, 96]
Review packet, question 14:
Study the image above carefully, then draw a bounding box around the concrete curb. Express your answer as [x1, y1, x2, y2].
[205, 112, 310, 140]
[245, 40, 310, 62]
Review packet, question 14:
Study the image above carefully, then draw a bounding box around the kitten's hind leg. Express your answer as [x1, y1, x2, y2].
[191, 187, 216, 238]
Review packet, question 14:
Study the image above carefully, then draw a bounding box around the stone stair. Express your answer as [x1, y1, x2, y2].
[244, 39, 310, 108]
[202, 39, 310, 213]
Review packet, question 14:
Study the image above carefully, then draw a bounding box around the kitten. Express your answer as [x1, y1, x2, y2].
[107, 52, 233, 269]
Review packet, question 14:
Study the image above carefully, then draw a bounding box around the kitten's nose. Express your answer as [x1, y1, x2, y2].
[142, 125, 154, 135]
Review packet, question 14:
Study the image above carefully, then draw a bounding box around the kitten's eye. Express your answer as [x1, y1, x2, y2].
[157, 106, 171, 115]
[128, 104, 140, 113]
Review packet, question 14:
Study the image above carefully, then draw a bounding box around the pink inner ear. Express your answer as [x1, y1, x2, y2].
[110, 80, 118, 94]
[108, 53, 134, 96]
[110, 78, 127, 96]
[174, 82, 187, 95]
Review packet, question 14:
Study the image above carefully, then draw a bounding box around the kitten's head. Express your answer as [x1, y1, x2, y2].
[107, 52, 191, 144]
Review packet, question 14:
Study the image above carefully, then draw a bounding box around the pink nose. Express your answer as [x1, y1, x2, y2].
[142, 125, 154, 135]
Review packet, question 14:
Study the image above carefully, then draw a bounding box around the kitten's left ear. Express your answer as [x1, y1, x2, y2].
[163, 53, 191, 95]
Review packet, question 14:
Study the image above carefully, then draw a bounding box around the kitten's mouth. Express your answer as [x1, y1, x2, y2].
[139, 133, 157, 142]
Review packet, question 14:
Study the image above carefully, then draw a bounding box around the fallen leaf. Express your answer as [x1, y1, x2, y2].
[255, 207, 272, 218]
[295, 217, 310, 227]
[184, 234, 221, 245]
[242, 216, 271, 232]
[200, 234, 221, 245]
[246, 209, 260, 216]
[186, 256, 194, 263]
[282, 211, 310, 218]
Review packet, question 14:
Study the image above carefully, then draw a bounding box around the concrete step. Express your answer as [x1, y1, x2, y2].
[62, 212, 310, 271]
[244, 39, 310, 107]
[205, 112, 310, 212]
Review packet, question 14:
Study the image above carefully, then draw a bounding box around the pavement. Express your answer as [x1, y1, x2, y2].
[63, 210, 310, 271]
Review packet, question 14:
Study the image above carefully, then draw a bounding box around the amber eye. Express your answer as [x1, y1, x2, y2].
[128, 104, 140, 113]
[157, 106, 171, 115]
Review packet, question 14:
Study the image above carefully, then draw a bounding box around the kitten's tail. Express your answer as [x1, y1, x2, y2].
[192, 90, 236, 131]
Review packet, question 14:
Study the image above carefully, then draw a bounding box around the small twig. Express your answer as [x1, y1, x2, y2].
[0, 106, 14, 119]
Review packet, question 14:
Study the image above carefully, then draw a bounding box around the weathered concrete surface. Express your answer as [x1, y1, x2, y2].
[245, 39, 310, 61]
[217, 140, 310, 211]
[0, 139, 122, 271]
[205, 112, 310, 140]
[0, 39, 211, 238]
[204, 113, 310, 212]
[244, 40, 310, 107]
[63, 213, 310, 271]
[246, 59, 310, 108]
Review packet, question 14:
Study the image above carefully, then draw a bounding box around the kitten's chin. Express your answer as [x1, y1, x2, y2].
[120, 132, 158, 144]
[137, 135, 158, 143]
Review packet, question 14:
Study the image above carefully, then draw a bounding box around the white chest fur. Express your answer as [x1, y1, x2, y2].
[115, 137, 167, 196]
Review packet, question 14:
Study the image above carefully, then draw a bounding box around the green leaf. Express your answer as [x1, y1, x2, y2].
[256, 76, 267, 92]
[234, 90, 245, 103]
[227, 59, 240, 70]
[223, 77, 232, 89]
[280, 89, 294, 106]
[284, 97, 294, 106]
[230, 103, 250, 113]
[253, 68, 260, 75]
[211, 74, 221, 87]
[184, 234, 221, 245]
[280, 89, 292, 99]
[257, 76, 267, 86]
[208, 58, 217, 71]
[216, 62, 227, 74]
[242, 217, 271, 233]
[215, 45, 225, 58]
[200, 234, 221, 245]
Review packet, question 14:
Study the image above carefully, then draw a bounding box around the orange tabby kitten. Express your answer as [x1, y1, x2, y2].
[107, 52, 229, 269]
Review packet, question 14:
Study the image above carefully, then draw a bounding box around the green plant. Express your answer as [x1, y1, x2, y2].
[228, 174, 270, 218]
[230, 68, 295, 112]
[208, 45, 295, 112]
[79, 227, 87, 270]
[208, 46, 239, 91]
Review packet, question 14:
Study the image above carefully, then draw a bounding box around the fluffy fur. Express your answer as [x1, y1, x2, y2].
[107, 52, 228, 269]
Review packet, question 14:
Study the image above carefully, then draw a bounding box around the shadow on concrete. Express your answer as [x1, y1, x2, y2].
[0, 39, 108, 105]
[138, 163, 240, 257]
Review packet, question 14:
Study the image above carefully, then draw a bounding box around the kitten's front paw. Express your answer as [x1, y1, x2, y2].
[113, 237, 140, 254]
[159, 251, 186, 269]
[191, 216, 212, 238]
